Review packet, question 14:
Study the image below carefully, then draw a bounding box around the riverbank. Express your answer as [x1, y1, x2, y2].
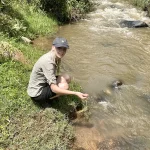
[124, 0, 150, 16]
[0, 0, 92, 149]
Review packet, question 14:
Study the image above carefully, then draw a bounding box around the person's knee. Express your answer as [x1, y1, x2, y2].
[63, 74, 71, 84]
[58, 82, 69, 90]
[57, 74, 71, 83]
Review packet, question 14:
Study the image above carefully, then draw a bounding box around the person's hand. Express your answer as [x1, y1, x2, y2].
[76, 92, 89, 100]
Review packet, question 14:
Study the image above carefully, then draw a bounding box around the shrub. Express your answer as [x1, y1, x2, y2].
[35, 0, 93, 22]
[0, 13, 27, 37]
[0, 0, 57, 38]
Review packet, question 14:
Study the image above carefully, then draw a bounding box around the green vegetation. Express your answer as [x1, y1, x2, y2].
[40, 0, 94, 22]
[0, 0, 92, 149]
[0, 0, 58, 38]
[0, 0, 93, 38]
[123, 0, 150, 18]
[27, 0, 94, 23]
[124, 0, 150, 9]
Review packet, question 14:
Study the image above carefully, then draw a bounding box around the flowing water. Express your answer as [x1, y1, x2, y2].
[34, 0, 150, 149]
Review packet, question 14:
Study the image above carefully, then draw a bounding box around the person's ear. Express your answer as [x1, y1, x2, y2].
[51, 45, 55, 51]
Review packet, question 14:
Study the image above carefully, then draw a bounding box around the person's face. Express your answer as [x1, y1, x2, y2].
[54, 46, 67, 58]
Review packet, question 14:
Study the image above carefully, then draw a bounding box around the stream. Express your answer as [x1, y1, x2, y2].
[34, 0, 150, 149]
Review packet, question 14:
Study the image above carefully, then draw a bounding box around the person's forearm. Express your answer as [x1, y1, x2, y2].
[51, 84, 77, 95]
[51, 84, 89, 100]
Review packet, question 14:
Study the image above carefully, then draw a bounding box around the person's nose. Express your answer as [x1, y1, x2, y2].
[59, 50, 64, 54]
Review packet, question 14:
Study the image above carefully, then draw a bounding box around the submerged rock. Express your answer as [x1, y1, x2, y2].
[119, 20, 149, 28]
[112, 80, 123, 89]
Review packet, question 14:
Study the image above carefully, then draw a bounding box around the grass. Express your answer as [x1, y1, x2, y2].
[0, 1, 91, 149]
[0, 39, 86, 150]
[0, 35, 87, 149]
[5, 108, 74, 150]
[12, 1, 58, 37]
[0, 1, 58, 38]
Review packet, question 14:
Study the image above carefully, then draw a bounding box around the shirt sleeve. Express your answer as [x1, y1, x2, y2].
[42, 61, 57, 85]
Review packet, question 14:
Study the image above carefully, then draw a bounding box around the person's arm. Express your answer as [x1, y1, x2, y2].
[50, 84, 88, 100]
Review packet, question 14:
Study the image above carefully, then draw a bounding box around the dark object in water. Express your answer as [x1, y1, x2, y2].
[95, 95, 106, 102]
[112, 80, 123, 89]
[120, 20, 149, 28]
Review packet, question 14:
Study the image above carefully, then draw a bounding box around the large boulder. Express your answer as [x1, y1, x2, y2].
[119, 20, 149, 28]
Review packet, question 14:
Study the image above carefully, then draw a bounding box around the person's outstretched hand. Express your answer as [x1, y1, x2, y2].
[76, 92, 89, 100]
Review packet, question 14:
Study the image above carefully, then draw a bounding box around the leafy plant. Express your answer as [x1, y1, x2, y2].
[34, 0, 93, 22]
[0, 13, 27, 37]
[0, 41, 19, 63]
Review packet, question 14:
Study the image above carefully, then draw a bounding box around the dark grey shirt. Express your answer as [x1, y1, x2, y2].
[27, 51, 58, 97]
